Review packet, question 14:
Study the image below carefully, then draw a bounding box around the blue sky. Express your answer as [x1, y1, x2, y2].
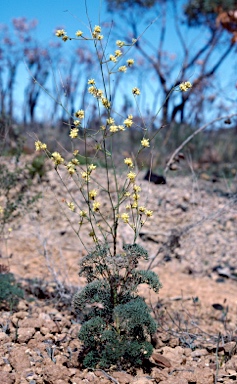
[1, 0, 107, 39]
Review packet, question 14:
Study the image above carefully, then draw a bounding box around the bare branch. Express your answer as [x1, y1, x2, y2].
[164, 113, 237, 174]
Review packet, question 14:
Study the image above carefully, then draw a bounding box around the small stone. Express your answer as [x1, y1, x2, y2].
[17, 327, 36, 343]
[0, 331, 10, 343]
[41, 327, 50, 335]
[0, 372, 16, 384]
[223, 342, 236, 355]
[110, 371, 134, 384]
[191, 349, 208, 358]
[17, 300, 28, 311]
[8, 346, 31, 371]
[20, 318, 43, 329]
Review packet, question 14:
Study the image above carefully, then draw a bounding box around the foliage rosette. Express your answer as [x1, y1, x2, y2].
[73, 243, 161, 369]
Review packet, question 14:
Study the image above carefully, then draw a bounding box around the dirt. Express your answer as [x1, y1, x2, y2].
[1, 162, 237, 383]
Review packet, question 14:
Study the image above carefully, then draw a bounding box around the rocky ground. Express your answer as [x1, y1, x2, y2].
[1, 163, 237, 384]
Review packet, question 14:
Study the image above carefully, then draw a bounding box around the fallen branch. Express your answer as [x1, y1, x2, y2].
[164, 113, 237, 174]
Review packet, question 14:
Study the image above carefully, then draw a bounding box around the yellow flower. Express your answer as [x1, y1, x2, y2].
[67, 202, 75, 212]
[127, 59, 134, 66]
[89, 189, 98, 200]
[88, 85, 97, 95]
[88, 164, 96, 172]
[66, 161, 75, 168]
[109, 54, 117, 63]
[132, 193, 140, 201]
[0, 206, 3, 214]
[132, 201, 138, 208]
[97, 34, 103, 40]
[141, 138, 150, 148]
[118, 125, 125, 131]
[35, 141, 47, 151]
[128, 114, 133, 119]
[127, 171, 136, 182]
[179, 81, 192, 92]
[94, 25, 101, 33]
[75, 30, 83, 37]
[121, 213, 129, 223]
[67, 166, 75, 175]
[133, 185, 141, 192]
[124, 158, 133, 167]
[93, 201, 100, 212]
[115, 49, 122, 57]
[81, 171, 90, 181]
[73, 149, 79, 156]
[55, 29, 65, 37]
[71, 158, 79, 165]
[96, 89, 103, 98]
[123, 118, 133, 128]
[107, 117, 115, 125]
[67, 160, 79, 173]
[119, 66, 127, 73]
[70, 128, 79, 139]
[124, 192, 131, 197]
[185, 81, 192, 88]
[145, 210, 153, 217]
[110, 125, 118, 133]
[62, 35, 69, 42]
[101, 98, 111, 109]
[73, 120, 80, 126]
[116, 40, 125, 47]
[132, 38, 137, 44]
[88, 79, 95, 85]
[80, 210, 87, 217]
[75, 109, 84, 119]
[51, 152, 64, 166]
[89, 231, 97, 242]
[125, 204, 131, 210]
[139, 206, 146, 213]
[132, 87, 140, 95]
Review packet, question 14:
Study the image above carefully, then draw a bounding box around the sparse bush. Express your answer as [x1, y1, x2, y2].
[0, 139, 42, 234]
[27, 154, 46, 180]
[73, 244, 160, 369]
[0, 265, 24, 309]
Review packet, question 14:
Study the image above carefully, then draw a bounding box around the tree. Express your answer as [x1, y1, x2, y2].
[106, 0, 236, 126]
[184, 0, 237, 27]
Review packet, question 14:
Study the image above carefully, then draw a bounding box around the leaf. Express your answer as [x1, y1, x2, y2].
[212, 303, 224, 311]
[151, 352, 171, 368]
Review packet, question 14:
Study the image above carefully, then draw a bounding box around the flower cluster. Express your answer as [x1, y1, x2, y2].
[132, 87, 140, 95]
[51, 152, 64, 166]
[56, 25, 103, 42]
[55, 29, 69, 42]
[179, 81, 192, 92]
[70, 128, 79, 139]
[141, 138, 150, 148]
[67, 202, 75, 212]
[88, 80, 110, 109]
[66, 158, 80, 175]
[120, 180, 154, 229]
[40, 22, 156, 251]
[123, 115, 133, 128]
[75, 30, 83, 37]
[35, 140, 47, 151]
[81, 164, 97, 182]
[92, 25, 103, 40]
[124, 158, 134, 167]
